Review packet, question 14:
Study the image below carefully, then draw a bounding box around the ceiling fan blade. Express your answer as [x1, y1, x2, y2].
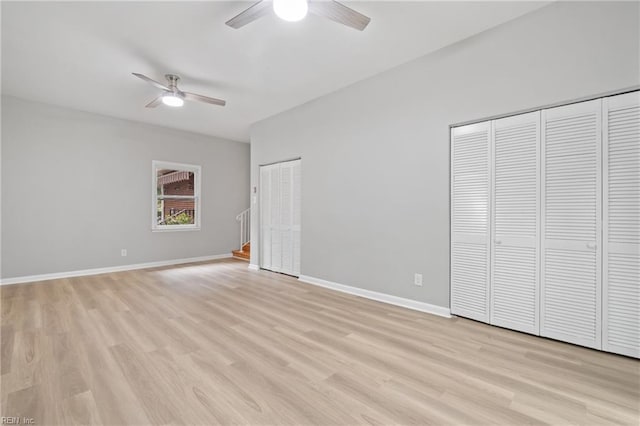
[226, 0, 272, 29]
[184, 92, 226, 107]
[145, 97, 163, 108]
[308, 0, 370, 31]
[132, 73, 170, 91]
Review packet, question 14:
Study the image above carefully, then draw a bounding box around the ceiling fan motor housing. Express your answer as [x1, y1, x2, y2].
[165, 74, 181, 92]
[133, 72, 226, 107]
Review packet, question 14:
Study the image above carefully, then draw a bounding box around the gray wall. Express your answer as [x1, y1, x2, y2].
[2, 96, 250, 279]
[250, 1, 640, 308]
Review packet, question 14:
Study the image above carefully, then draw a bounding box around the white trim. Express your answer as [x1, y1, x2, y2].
[450, 86, 639, 129]
[0, 254, 232, 286]
[248, 264, 260, 271]
[151, 226, 201, 233]
[298, 275, 452, 318]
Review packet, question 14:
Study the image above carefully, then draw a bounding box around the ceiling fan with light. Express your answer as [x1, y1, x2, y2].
[226, 0, 371, 31]
[132, 73, 226, 108]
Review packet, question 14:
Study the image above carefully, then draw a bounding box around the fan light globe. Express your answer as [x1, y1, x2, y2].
[162, 94, 184, 107]
[273, 0, 308, 22]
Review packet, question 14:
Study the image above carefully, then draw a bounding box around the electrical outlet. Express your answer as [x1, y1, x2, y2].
[414, 273, 423, 286]
[121, 249, 127, 257]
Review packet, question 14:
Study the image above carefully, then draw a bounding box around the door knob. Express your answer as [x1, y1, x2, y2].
[587, 242, 597, 249]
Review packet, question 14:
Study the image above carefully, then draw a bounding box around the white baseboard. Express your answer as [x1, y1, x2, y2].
[298, 275, 451, 318]
[248, 264, 260, 271]
[0, 253, 233, 286]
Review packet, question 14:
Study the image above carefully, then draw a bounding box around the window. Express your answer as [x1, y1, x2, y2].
[152, 160, 201, 231]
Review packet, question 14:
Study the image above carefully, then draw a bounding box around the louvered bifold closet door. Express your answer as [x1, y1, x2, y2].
[279, 160, 301, 277]
[269, 165, 283, 273]
[280, 162, 294, 275]
[260, 160, 302, 277]
[451, 122, 491, 322]
[291, 160, 302, 276]
[541, 99, 602, 349]
[260, 165, 273, 270]
[260, 164, 283, 273]
[603, 92, 640, 358]
[490, 112, 540, 334]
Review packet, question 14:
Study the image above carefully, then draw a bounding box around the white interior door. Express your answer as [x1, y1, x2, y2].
[541, 99, 602, 349]
[270, 164, 283, 272]
[490, 112, 541, 334]
[451, 122, 491, 323]
[260, 160, 301, 277]
[260, 166, 272, 270]
[291, 160, 302, 276]
[603, 91, 640, 358]
[280, 161, 294, 275]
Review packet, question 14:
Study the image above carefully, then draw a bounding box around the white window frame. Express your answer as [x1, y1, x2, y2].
[152, 160, 201, 232]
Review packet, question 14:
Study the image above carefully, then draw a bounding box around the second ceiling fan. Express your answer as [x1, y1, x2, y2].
[226, 0, 371, 31]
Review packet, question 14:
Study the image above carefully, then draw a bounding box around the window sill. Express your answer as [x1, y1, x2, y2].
[152, 226, 201, 233]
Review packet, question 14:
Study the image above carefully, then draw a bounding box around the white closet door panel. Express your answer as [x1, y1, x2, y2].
[543, 248, 599, 346]
[491, 112, 540, 334]
[603, 91, 640, 358]
[292, 230, 301, 276]
[260, 166, 272, 270]
[492, 245, 537, 332]
[541, 99, 602, 349]
[451, 123, 490, 238]
[292, 160, 302, 276]
[605, 253, 639, 357]
[280, 233, 292, 273]
[451, 122, 490, 322]
[451, 242, 489, 321]
[260, 159, 301, 277]
[269, 166, 282, 273]
[280, 163, 293, 274]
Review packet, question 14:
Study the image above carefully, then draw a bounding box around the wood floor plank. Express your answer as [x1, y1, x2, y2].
[4, 384, 45, 423]
[109, 343, 182, 425]
[75, 332, 151, 425]
[1, 330, 43, 397]
[1, 325, 15, 375]
[61, 390, 102, 426]
[1, 258, 638, 425]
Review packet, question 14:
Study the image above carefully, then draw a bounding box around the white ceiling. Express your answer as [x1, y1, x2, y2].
[2, 1, 548, 142]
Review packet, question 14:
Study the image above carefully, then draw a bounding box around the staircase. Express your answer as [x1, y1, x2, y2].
[233, 208, 251, 261]
[232, 242, 250, 261]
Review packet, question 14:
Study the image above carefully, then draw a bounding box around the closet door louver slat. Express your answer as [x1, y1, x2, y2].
[603, 92, 640, 358]
[541, 99, 602, 350]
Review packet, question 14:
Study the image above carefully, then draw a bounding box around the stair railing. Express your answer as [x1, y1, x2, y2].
[236, 208, 251, 251]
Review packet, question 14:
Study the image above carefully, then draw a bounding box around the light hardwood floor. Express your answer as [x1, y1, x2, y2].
[1, 259, 638, 425]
